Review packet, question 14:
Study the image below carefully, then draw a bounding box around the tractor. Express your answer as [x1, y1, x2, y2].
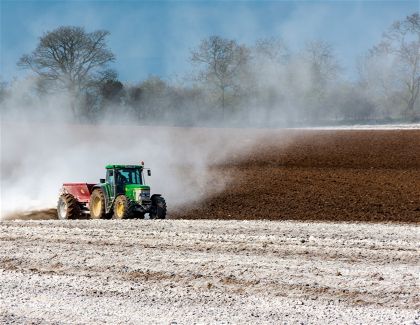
[57, 163, 166, 220]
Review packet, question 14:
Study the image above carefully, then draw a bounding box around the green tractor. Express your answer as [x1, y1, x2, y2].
[57, 164, 166, 220]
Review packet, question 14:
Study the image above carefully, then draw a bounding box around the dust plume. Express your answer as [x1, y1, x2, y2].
[0, 88, 287, 219]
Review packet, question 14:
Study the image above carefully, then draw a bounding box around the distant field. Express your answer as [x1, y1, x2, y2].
[173, 129, 420, 223]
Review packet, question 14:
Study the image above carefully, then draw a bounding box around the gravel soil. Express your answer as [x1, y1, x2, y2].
[0, 219, 418, 324]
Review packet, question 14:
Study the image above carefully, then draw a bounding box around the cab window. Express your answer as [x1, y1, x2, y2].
[106, 170, 114, 184]
[117, 168, 142, 184]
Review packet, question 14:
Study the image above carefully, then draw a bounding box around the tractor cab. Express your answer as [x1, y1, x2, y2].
[104, 164, 151, 200]
[106, 165, 142, 186]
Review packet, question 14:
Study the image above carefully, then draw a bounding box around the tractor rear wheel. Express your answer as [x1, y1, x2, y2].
[150, 196, 167, 219]
[113, 195, 135, 219]
[57, 193, 81, 220]
[89, 189, 106, 219]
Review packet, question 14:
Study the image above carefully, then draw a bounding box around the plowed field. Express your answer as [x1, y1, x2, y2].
[173, 130, 420, 222]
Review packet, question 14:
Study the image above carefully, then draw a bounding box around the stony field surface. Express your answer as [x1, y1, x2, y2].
[0, 219, 418, 324]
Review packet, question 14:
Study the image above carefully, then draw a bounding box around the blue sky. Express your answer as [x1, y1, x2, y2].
[0, 0, 418, 83]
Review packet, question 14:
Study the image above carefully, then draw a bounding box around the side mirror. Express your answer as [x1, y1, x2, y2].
[100, 178, 105, 183]
[147, 170, 151, 176]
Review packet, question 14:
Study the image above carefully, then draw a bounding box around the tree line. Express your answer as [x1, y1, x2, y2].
[1, 13, 419, 126]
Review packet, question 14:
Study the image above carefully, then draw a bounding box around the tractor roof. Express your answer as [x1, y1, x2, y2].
[105, 164, 143, 169]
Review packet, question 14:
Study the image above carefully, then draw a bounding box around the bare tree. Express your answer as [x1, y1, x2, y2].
[246, 38, 290, 126]
[369, 13, 420, 119]
[254, 37, 289, 63]
[191, 36, 250, 120]
[18, 26, 115, 118]
[101, 79, 124, 103]
[302, 41, 340, 88]
[300, 41, 340, 120]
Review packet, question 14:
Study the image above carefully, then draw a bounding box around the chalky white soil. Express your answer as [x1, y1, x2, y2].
[0, 219, 418, 324]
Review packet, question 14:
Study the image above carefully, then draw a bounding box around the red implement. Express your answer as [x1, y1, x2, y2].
[62, 183, 96, 203]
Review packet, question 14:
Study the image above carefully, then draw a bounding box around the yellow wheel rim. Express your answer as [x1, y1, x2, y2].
[116, 201, 124, 218]
[92, 197, 102, 217]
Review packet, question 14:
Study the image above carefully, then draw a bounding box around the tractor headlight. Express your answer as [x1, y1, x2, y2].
[135, 189, 150, 203]
[140, 190, 150, 200]
[141, 191, 149, 198]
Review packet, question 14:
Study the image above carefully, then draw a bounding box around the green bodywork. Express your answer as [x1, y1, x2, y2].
[124, 184, 150, 201]
[95, 165, 152, 213]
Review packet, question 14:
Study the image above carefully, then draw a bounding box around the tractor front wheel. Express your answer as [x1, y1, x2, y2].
[57, 193, 81, 220]
[89, 189, 106, 219]
[149, 196, 167, 219]
[113, 195, 135, 219]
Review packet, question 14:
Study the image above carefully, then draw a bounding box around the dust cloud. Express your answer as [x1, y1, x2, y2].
[0, 118, 283, 219]
[0, 72, 296, 220]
